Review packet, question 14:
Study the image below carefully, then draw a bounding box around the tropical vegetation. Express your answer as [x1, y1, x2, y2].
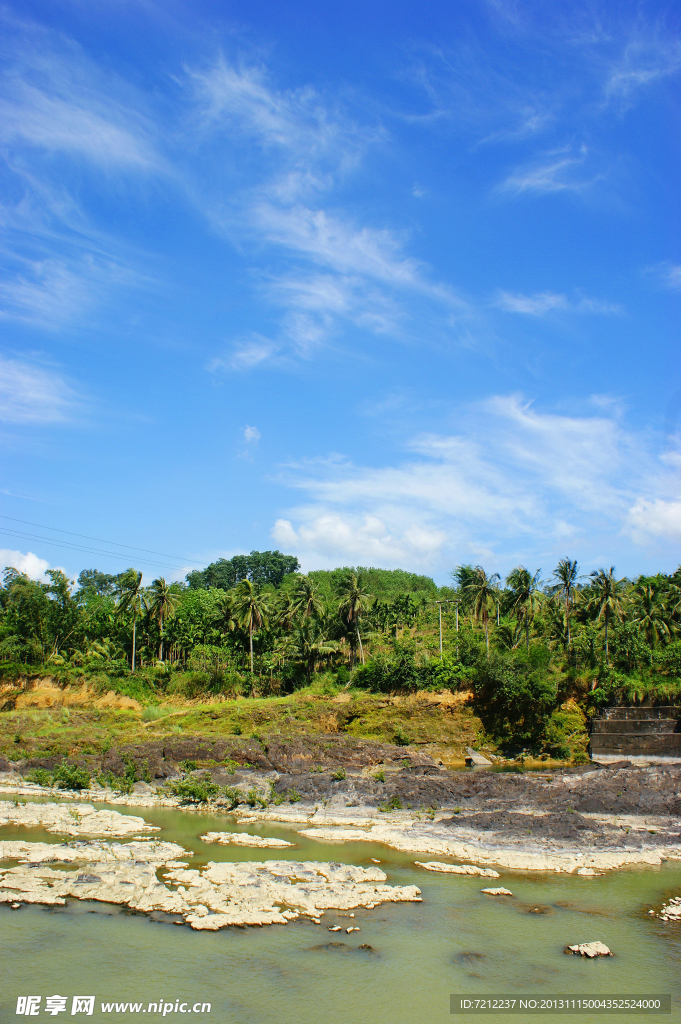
[2, 549, 681, 756]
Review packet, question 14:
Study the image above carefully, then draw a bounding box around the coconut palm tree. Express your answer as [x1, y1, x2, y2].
[115, 568, 144, 671]
[231, 579, 270, 675]
[146, 578, 180, 660]
[337, 572, 372, 665]
[290, 575, 325, 621]
[212, 591, 237, 646]
[506, 566, 543, 652]
[549, 557, 581, 648]
[629, 578, 673, 649]
[290, 619, 339, 681]
[586, 567, 624, 660]
[463, 566, 501, 655]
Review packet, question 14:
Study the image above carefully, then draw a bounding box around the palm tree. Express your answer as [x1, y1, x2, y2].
[231, 579, 270, 675]
[115, 568, 144, 671]
[290, 620, 339, 681]
[337, 572, 372, 665]
[290, 575, 325, 621]
[506, 566, 543, 652]
[212, 591, 237, 642]
[586, 567, 624, 660]
[146, 578, 180, 660]
[451, 564, 479, 626]
[550, 558, 581, 648]
[463, 566, 501, 655]
[629, 578, 673, 649]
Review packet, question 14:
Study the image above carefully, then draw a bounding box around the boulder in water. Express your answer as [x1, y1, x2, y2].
[565, 941, 612, 957]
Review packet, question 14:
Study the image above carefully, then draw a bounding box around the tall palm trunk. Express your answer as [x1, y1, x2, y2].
[565, 596, 571, 648]
[604, 606, 609, 659]
[158, 612, 163, 661]
[132, 615, 136, 672]
[525, 610, 530, 652]
[356, 625, 364, 665]
[483, 608, 489, 657]
[249, 618, 254, 674]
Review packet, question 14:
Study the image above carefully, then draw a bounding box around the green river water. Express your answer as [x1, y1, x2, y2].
[1, 798, 680, 1024]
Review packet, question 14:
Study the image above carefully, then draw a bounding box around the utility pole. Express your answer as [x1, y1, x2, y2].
[435, 600, 455, 659]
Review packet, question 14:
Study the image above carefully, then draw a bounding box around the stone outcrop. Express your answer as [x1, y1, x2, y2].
[0, 801, 159, 837]
[0, 834, 421, 929]
[414, 861, 500, 877]
[200, 831, 294, 848]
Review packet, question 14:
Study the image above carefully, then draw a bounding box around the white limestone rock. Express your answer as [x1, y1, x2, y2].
[200, 831, 294, 848]
[565, 942, 613, 957]
[415, 861, 500, 877]
[658, 896, 681, 921]
[481, 887, 513, 896]
[0, 801, 158, 837]
[0, 842, 421, 930]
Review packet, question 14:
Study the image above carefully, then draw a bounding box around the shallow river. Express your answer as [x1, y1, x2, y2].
[2, 799, 680, 1023]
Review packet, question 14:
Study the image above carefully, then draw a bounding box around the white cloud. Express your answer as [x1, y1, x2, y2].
[272, 514, 447, 569]
[657, 265, 681, 291]
[272, 394, 680, 573]
[243, 425, 261, 444]
[0, 83, 157, 169]
[186, 58, 467, 367]
[495, 291, 622, 316]
[496, 291, 567, 315]
[627, 499, 681, 543]
[0, 356, 77, 423]
[606, 36, 681, 100]
[0, 549, 51, 581]
[496, 150, 601, 197]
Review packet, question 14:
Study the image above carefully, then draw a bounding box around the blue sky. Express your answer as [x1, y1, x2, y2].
[1, 0, 680, 585]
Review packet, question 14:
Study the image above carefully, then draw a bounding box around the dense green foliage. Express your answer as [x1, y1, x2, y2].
[186, 550, 300, 590]
[2, 553, 681, 756]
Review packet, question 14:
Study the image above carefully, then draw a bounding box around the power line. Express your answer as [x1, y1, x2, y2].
[0, 514, 204, 566]
[0, 527, 194, 574]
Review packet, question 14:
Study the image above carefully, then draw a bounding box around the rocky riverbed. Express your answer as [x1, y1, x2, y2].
[2, 757, 680, 873]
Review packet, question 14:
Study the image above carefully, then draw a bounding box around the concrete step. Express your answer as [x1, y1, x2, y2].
[591, 719, 679, 735]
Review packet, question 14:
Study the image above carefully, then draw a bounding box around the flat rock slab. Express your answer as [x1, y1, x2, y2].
[0, 839, 421, 930]
[200, 831, 294, 848]
[415, 861, 500, 877]
[481, 887, 513, 896]
[0, 801, 159, 837]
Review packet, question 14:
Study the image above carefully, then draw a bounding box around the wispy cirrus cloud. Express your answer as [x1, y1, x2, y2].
[606, 34, 681, 100]
[0, 355, 78, 423]
[495, 290, 623, 316]
[495, 147, 602, 197]
[187, 60, 469, 368]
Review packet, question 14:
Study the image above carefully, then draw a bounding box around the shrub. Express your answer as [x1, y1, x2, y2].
[286, 788, 301, 803]
[379, 795, 403, 812]
[53, 762, 91, 791]
[393, 727, 410, 746]
[542, 701, 589, 761]
[220, 786, 242, 809]
[25, 768, 53, 787]
[142, 706, 171, 722]
[374, 770, 385, 783]
[170, 776, 219, 804]
[472, 650, 557, 751]
[331, 767, 346, 781]
[179, 759, 198, 772]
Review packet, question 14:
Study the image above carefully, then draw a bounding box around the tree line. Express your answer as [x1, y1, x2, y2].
[1, 553, 681, 698]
